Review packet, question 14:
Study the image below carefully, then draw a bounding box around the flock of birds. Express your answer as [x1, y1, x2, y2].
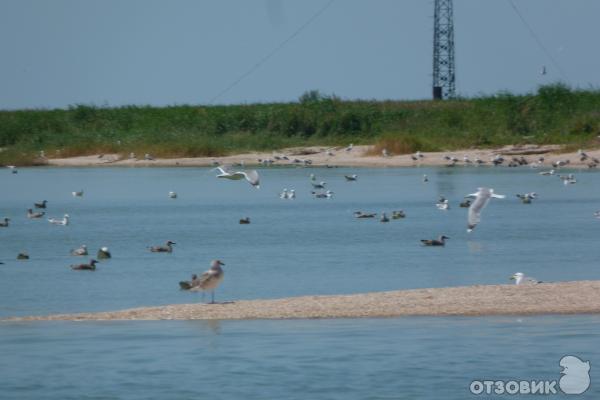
[2, 146, 599, 301]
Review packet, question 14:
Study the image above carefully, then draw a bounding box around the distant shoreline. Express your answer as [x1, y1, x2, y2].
[41, 144, 598, 169]
[6, 281, 600, 321]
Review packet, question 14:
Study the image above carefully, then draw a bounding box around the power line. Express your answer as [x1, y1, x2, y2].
[208, 0, 335, 104]
[506, 0, 569, 82]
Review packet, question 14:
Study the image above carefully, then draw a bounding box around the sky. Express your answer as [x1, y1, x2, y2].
[0, 0, 599, 109]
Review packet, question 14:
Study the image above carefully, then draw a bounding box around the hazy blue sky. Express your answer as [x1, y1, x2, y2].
[1, 0, 599, 109]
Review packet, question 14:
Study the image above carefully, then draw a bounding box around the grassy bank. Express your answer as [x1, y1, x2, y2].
[1, 84, 599, 166]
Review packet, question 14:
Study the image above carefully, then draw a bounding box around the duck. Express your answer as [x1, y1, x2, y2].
[392, 210, 406, 219]
[71, 259, 98, 271]
[17, 252, 29, 260]
[421, 235, 449, 246]
[34, 200, 48, 209]
[354, 211, 377, 219]
[239, 217, 251, 224]
[380, 212, 390, 223]
[0, 218, 10, 227]
[27, 209, 45, 219]
[150, 240, 176, 253]
[459, 199, 471, 208]
[179, 274, 198, 290]
[97, 247, 111, 259]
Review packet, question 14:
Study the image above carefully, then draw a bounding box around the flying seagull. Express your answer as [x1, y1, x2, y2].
[465, 187, 505, 232]
[213, 165, 260, 188]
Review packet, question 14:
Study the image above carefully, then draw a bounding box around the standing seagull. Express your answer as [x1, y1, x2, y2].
[188, 260, 225, 304]
[465, 188, 505, 232]
[510, 272, 541, 285]
[213, 165, 260, 188]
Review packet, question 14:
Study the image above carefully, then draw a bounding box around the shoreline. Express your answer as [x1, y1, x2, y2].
[6, 281, 600, 321]
[41, 144, 599, 168]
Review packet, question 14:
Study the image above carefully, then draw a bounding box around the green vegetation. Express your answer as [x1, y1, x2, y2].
[1, 84, 599, 165]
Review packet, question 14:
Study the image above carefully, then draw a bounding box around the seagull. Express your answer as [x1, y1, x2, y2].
[311, 190, 334, 199]
[7, 165, 17, 174]
[516, 193, 538, 204]
[72, 189, 84, 197]
[71, 259, 98, 271]
[421, 235, 449, 246]
[239, 217, 251, 224]
[510, 272, 541, 285]
[436, 197, 449, 210]
[392, 210, 406, 219]
[150, 241, 176, 253]
[97, 247, 111, 259]
[459, 199, 471, 208]
[188, 260, 225, 304]
[34, 200, 48, 209]
[280, 188, 288, 199]
[179, 274, 199, 290]
[423, 174, 428, 183]
[214, 165, 260, 188]
[309, 173, 316, 181]
[463, 155, 472, 164]
[380, 212, 389, 223]
[168, 191, 177, 199]
[287, 189, 296, 199]
[27, 209, 45, 219]
[382, 148, 389, 157]
[17, 252, 30, 260]
[345, 143, 353, 152]
[344, 174, 358, 181]
[465, 187, 505, 232]
[594, 211, 600, 219]
[70, 244, 88, 256]
[48, 214, 69, 225]
[311, 181, 326, 189]
[539, 169, 555, 176]
[559, 174, 577, 185]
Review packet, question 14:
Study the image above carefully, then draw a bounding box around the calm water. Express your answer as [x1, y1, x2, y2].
[1, 166, 599, 398]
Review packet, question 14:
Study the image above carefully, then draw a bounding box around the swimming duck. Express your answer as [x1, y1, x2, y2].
[150, 241, 176, 253]
[34, 200, 48, 209]
[0, 218, 10, 227]
[392, 210, 406, 219]
[421, 235, 449, 246]
[239, 217, 251, 224]
[71, 259, 98, 271]
[27, 209, 45, 219]
[17, 252, 29, 260]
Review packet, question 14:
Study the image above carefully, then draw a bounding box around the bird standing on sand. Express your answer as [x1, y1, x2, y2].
[186, 260, 225, 304]
[421, 235, 449, 246]
[150, 241, 176, 253]
[213, 165, 260, 188]
[465, 188, 505, 232]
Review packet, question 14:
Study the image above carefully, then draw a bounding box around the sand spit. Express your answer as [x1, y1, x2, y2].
[43, 144, 599, 168]
[7, 281, 600, 321]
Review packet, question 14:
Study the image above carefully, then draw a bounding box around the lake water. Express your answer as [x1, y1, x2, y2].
[1, 165, 599, 398]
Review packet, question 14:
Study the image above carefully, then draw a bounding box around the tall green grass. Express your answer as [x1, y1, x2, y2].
[1, 84, 599, 165]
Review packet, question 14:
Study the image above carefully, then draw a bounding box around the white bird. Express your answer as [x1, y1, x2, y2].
[168, 191, 177, 199]
[382, 148, 389, 157]
[539, 169, 555, 176]
[345, 143, 353, 152]
[436, 197, 449, 210]
[510, 272, 541, 285]
[279, 188, 288, 199]
[311, 181, 326, 189]
[312, 190, 334, 199]
[70, 244, 88, 256]
[72, 190, 84, 197]
[344, 174, 358, 181]
[188, 260, 225, 304]
[287, 189, 296, 199]
[214, 165, 260, 188]
[594, 211, 600, 219]
[48, 214, 69, 226]
[465, 188, 505, 232]
[309, 173, 316, 181]
[423, 174, 429, 183]
[7, 165, 18, 174]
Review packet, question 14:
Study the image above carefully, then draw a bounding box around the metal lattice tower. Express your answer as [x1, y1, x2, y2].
[432, 0, 455, 100]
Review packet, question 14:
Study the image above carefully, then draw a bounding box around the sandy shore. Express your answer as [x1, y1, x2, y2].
[44, 144, 599, 168]
[6, 281, 600, 321]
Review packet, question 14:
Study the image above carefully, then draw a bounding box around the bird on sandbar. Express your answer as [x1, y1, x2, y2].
[510, 272, 541, 285]
[421, 235, 449, 246]
[185, 260, 226, 304]
[150, 241, 176, 253]
[213, 165, 260, 188]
